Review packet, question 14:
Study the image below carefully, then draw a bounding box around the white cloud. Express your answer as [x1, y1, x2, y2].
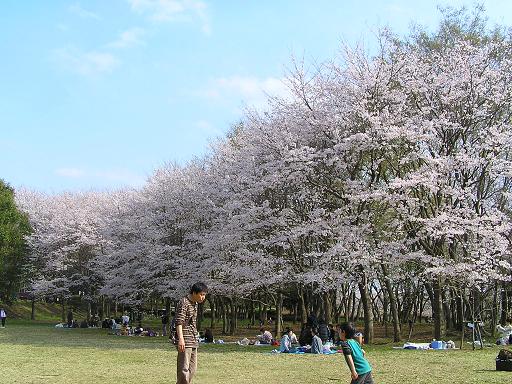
[69, 3, 101, 20]
[128, 0, 211, 35]
[52, 47, 119, 76]
[55, 168, 85, 178]
[197, 75, 291, 108]
[106, 27, 146, 49]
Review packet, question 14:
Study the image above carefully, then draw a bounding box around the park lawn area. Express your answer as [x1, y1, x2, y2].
[1, 322, 510, 384]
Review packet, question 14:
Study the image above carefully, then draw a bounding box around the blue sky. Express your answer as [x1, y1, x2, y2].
[2, 0, 511, 192]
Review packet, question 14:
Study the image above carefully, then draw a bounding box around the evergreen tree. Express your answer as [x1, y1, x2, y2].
[0, 180, 31, 303]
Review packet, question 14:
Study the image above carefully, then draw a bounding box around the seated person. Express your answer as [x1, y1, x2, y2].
[299, 324, 313, 346]
[329, 324, 336, 343]
[280, 329, 294, 353]
[496, 319, 512, 344]
[310, 327, 323, 354]
[284, 327, 298, 344]
[204, 328, 214, 343]
[257, 327, 273, 344]
[134, 323, 144, 335]
[318, 319, 330, 343]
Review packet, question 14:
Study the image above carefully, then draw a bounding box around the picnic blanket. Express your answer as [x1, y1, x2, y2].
[394, 342, 431, 350]
[270, 348, 339, 355]
[393, 341, 458, 350]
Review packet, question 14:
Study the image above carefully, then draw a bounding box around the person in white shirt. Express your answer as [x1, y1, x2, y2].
[122, 313, 130, 325]
[0, 308, 6, 328]
[279, 329, 294, 353]
[496, 319, 512, 345]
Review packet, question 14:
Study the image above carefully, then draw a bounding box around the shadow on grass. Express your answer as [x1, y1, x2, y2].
[473, 369, 501, 373]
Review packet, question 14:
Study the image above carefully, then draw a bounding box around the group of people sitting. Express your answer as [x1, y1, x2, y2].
[111, 321, 158, 337]
[98, 313, 157, 337]
[253, 313, 363, 354]
[57, 311, 102, 329]
[199, 328, 214, 343]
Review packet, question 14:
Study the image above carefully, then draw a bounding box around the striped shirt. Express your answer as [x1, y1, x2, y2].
[175, 296, 198, 348]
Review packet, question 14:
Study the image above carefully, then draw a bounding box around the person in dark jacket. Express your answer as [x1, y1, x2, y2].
[204, 328, 214, 343]
[318, 318, 330, 343]
[299, 323, 313, 346]
[67, 310, 73, 328]
[161, 311, 169, 336]
[307, 312, 318, 328]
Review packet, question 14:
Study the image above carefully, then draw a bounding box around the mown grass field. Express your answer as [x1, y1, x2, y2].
[1, 321, 510, 384]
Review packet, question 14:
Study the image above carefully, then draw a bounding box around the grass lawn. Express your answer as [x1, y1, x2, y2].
[1, 321, 510, 384]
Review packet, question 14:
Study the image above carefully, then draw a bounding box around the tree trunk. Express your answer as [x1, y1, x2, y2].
[455, 293, 463, 331]
[491, 283, 498, 337]
[30, 298, 36, 320]
[249, 298, 255, 326]
[432, 278, 446, 339]
[164, 297, 171, 335]
[100, 296, 105, 319]
[500, 284, 509, 325]
[358, 274, 374, 344]
[323, 291, 332, 324]
[86, 301, 91, 322]
[207, 296, 215, 329]
[383, 290, 389, 338]
[298, 285, 307, 325]
[381, 265, 401, 342]
[61, 297, 66, 323]
[276, 292, 283, 337]
[227, 297, 237, 335]
[350, 291, 358, 322]
[219, 298, 227, 334]
[418, 288, 425, 323]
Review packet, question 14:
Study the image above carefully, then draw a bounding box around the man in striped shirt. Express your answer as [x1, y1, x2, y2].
[175, 282, 208, 384]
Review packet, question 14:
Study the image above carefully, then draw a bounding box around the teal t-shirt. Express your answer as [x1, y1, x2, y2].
[341, 339, 372, 375]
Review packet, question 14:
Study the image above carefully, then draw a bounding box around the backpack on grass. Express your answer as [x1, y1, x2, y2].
[498, 348, 512, 361]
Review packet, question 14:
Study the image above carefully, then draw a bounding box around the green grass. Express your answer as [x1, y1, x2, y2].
[1, 321, 510, 384]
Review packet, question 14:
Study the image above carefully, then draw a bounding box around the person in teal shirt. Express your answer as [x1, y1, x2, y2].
[340, 322, 374, 384]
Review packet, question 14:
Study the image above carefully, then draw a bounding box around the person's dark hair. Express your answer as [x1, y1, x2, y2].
[260, 327, 265, 332]
[311, 327, 318, 335]
[340, 322, 357, 339]
[190, 282, 208, 294]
